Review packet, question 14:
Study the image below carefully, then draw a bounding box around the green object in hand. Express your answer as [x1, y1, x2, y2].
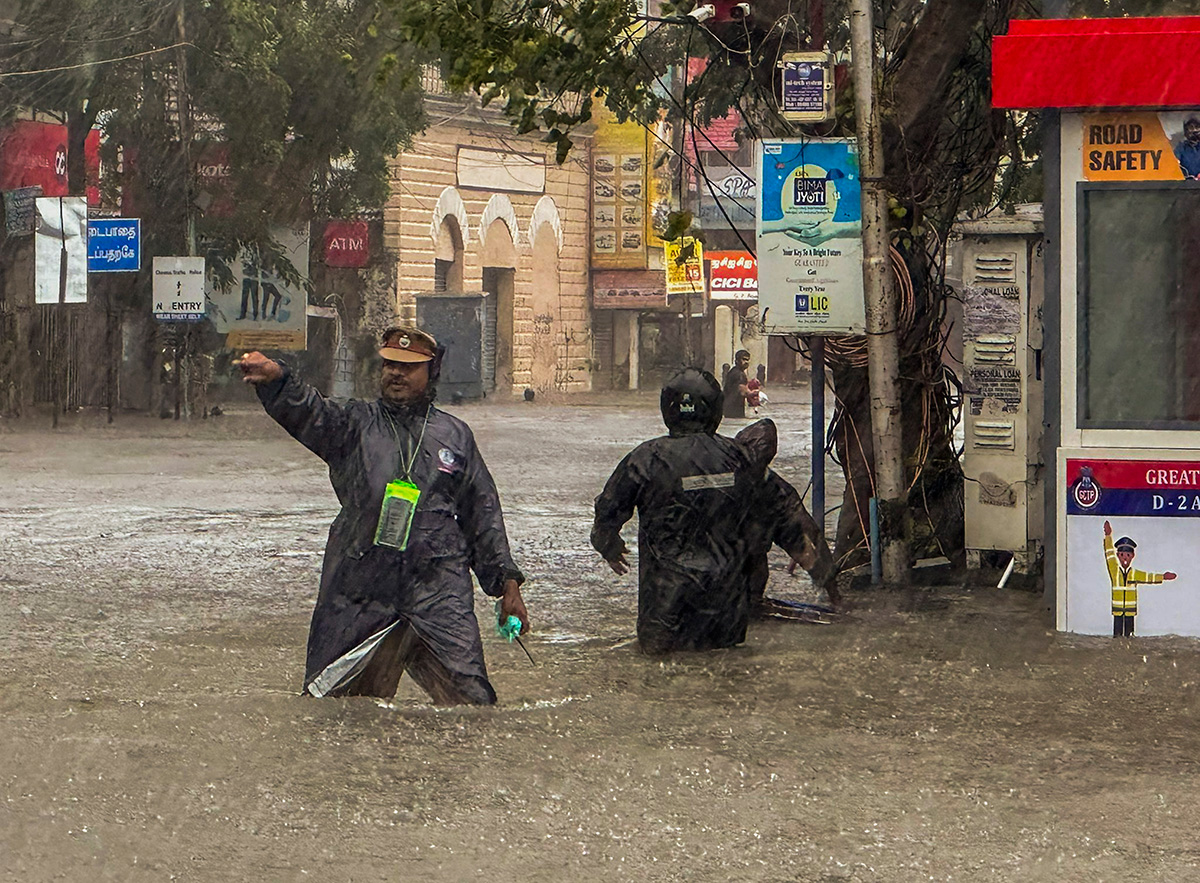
[494, 601, 522, 642]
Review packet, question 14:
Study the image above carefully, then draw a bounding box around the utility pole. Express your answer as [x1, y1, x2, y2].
[175, 0, 195, 420]
[849, 0, 908, 582]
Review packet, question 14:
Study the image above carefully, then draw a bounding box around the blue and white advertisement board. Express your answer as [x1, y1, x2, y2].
[756, 138, 865, 335]
[87, 218, 140, 272]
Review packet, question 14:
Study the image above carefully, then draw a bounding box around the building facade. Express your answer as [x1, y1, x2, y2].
[383, 82, 594, 397]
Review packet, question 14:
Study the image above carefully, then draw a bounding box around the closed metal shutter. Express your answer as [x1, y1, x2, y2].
[591, 310, 614, 390]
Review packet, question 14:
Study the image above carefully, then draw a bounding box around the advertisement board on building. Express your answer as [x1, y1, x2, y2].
[87, 218, 140, 273]
[34, 196, 88, 304]
[756, 138, 865, 335]
[708, 251, 757, 301]
[592, 269, 667, 310]
[592, 107, 648, 268]
[1063, 455, 1200, 637]
[696, 162, 756, 230]
[207, 227, 309, 350]
[0, 120, 102, 205]
[646, 119, 676, 250]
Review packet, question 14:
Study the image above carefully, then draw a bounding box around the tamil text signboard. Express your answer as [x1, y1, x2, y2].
[87, 218, 140, 273]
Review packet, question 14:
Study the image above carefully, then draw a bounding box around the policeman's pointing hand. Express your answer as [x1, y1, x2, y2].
[235, 351, 283, 386]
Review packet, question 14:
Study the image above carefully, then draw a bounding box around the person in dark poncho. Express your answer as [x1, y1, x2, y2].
[237, 326, 528, 705]
[734, 419, 839, 615]
[591, 367, 760, 653]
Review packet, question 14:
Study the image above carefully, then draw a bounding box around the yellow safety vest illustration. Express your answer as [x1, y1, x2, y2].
[1104, 533, 1164, 616]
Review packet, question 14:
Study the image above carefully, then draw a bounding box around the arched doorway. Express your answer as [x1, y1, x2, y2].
[480, 196, 518, 395]
[431, 187, 468, 293]
[435, 217, 464, 292]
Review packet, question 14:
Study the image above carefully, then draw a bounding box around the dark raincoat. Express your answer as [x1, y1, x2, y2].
[591, 430, 759, 653]
[257, 367, 523, 703]
[735, 419, 837, 605]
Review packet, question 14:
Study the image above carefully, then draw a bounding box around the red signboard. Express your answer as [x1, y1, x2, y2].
[0, 120, 101, 205]
[994, 17, 1200, 109]
[707, 250, 757, 301]
[323, 220, 370, 268]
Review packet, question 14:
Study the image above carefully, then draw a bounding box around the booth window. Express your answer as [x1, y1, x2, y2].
[1080, 182, 1200, 428]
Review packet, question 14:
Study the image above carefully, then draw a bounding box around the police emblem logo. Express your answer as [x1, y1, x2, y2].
[1072, 466, 1101, 510]
[438, 448, 455, 467]
[398, 335, 411, 349]
[679, 393, 695, 414]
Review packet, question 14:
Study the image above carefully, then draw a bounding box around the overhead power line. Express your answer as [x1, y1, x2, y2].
[0, 41, 192, 78]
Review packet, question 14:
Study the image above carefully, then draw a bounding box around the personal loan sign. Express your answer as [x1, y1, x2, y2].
[756, 138, 865, 335]
[87, 218, 140, 272]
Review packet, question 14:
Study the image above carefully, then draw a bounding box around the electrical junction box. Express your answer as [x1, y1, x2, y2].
[957, 209, 1045, 572]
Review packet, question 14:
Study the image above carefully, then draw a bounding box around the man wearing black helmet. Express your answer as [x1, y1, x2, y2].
[237, 325, 528, 705]
[591, 367, 761, 653]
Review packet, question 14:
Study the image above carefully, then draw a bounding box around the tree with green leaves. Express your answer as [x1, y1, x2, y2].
[2, 0, 427, 286]
[386, 0, 1047, 575]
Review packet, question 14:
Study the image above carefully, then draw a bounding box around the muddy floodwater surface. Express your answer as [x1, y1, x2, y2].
[4, 392, 1200, 882]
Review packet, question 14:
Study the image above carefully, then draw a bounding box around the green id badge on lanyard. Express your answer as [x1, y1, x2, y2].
[374, 479, 422, 551]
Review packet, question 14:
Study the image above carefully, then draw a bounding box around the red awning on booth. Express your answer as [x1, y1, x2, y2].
[993, 17, 1200, 109]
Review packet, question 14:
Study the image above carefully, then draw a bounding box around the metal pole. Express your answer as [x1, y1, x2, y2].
[810, 335, 826, 535]
[850, 0, 908, 582]
[175, 0, 196, 421]
[53, 196, 68, 428]
[869, 497, 882, 584]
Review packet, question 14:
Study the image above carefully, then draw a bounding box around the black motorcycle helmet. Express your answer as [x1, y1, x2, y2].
[660, 367, 722, 435]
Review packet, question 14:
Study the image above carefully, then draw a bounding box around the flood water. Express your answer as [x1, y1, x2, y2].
[4, 390, 1200, 882]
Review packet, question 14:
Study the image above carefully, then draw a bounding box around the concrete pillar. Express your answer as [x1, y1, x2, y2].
[627, 311, 640, 391]
[714, 304, 734, 374]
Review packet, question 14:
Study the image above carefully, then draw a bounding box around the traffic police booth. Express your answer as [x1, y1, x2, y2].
[993, 16, 1200, 637]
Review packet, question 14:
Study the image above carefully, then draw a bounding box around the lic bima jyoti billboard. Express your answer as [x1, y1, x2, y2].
[1064, 457, 1200, 637]
[756, 138, 865, 335]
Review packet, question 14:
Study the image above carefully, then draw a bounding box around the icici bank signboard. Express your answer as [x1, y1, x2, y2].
[0, 120, 101, 205]
[707, 250, 757, 301]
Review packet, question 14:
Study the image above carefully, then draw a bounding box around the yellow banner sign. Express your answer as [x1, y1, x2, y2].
[592, 105, 647, 269]
[664, 237, 704, 296]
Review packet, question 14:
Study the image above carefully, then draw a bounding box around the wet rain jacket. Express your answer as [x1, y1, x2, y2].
[592, 429, 758, 653]
[735, 419, 836, 604]
[257, 367, 523, 703]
